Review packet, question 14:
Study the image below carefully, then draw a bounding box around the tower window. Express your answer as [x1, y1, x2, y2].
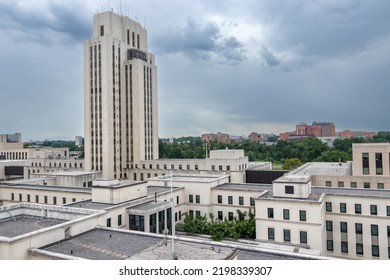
[100, 25, 104, 36]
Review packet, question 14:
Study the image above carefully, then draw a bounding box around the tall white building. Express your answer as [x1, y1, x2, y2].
[84, 11, 158, 179]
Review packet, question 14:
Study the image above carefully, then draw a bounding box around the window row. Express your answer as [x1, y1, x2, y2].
[30, 162, 83, 168]
[325, 181, 385, 189]
[326, 221, 389, 238]
[267, 228, 308, 244]
[326, 240, 385, 258]
[217, 195, 255, 206]
[325, 202, 390, 216]
[10, 193, 76, 205]
[267, 208, 307, 221]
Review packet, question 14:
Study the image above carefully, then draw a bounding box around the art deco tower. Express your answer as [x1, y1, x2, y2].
[84, 11, 158, 179]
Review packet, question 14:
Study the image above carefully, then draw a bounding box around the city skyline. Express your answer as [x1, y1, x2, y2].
[0, 0, 389, 141]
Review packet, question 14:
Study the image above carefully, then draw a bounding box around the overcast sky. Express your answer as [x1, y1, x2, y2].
[0, 0, 389, 141]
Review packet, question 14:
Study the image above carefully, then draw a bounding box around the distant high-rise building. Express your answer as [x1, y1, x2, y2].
[312, 122, 336, 137]
[84, 11, 158, 179]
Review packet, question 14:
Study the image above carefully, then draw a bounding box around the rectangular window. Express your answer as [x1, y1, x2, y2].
[100, 25, 104, 36]
[53, 197, 57, 205]
[106, 218, 111, 227]
[118, 214, 122, 226]
[219, 165, 223, 171]
[340, 222, 348, 233]
[189, 194, 193, 203]
[327, 240, 334, 251]
[189, 210, 194, 218]
[377, 183, 384, 189]
[371, 224, 378, 236]
[355, 223, 363, 234]
[19, 193, 22, 201]
[27, 194, 30, 202]
[195, 165, 198, 170]
[370, 205, 378, 215]
[218, 211, 223, 220]
[196, 210, 201, 217]
[355, 204, 362, 214]
[212, 165, 215, 171]
[44, 196, 48, 204]
[217, 195, 222, 204]
[326, 220, 333, 231]
[338, 181, 344, 188]
[376, 153, 383, 175]
[283, 229, 291, 242]
[228, 196, 233, 205]
[62, 197, 66, 204]
[326, 181, 332, 187]
[300, 231, 307, 244]
[351, 182, 357, 188]
[268, 228, 275, 240]
[364, 182, 370, 189]
[176, 196, 179, 204]
[11, 193, 14, 200]
[285, 185, 294, 194]
[267, 208, 274, 218]
[228, 212, 234, 221]
[35, 195, 39, 203]
[239, 196, 244, 206]
[299, 210, 307, 221]
[326, 202, 332, 212]
[387, 206, 390, 216]
[283, 209, 290, 220]
[340, 203, 347, 213]
[356, 243, 364, 255]
[372, 245, 380, 257]
[250, 197, 255, 206]
[362, 153, 369, 174]
[195, 195, 200, 204]
[341, 241, 348, 253]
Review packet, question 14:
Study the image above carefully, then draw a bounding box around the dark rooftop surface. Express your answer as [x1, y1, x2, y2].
[214, 183, 272, 192]
[40, 228, 309, 260]
[42, 228, 163, 260]
[66, 200, 112, 210]
[0, 215, 67, 238]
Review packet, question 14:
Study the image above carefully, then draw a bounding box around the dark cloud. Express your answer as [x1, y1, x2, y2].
[0, 1, 90, 45]
[260, 46, 280, 67]
[153, 18, 245, 64]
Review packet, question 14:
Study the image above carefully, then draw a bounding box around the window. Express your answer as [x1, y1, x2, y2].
[300, 231, 307, 244]
[228, 196, 233, 205]
[340, 222, 348, 233]
[285, 185, 294, 194]
[356, 243, 364, 255]
[19, 194, 22, 201]
[355, 204, 362, 214]
[189, 210, 194, 218]
[187, 164, 190, 170]
[250, 197, 255, 206]
[372, 245, 380, 257]
[195, 195, 200, 204]
[217, 195, 222, 204]
[327, 240, 334, 251]
[239, 196, 244, 206]
[62, 197, 66, 204]
[387, 206, 390, 216]
[100, 25, 104, 36]
[283, 229, 291, 242]
[53, 197, 57, 205]
[218, 211, 223, 220]
[189, 194, 193, 203]
[283, 209, 290, 220]
[118, 214, 122, 226]
[376, 153, 383, 175]
[106, 218, 111, 227]
[267, 208, 274, 218]
[228, 212, 234, 221]
[340, 203, 347, 213]
[355, 223, 363, 234]
[219, 165, 223, 171]
[44, 196, 48, 204]
[338, 181, 344, 188]
[195, 165, 198, 170]
[326, 181, 332, 187]
[364, 182, 370, 189]
[370, 205, 377, 215]
[377, 183, 384, 189]
[341, 241, 348, 253]
[326, 220, 333, 231]
[299, 210, 306, 221]
[351, 182, 357, 188]
[35, 195, 39, 203]
[371, 224, 378, 236]
[196, 211, 201, 217]
[362, 153, 369, 174]
[226, 165, 230, 171]
[326, 202, 332, 212]
[212, 165, 215, 171]
[268, 228, 275, 240]
[176, 196, 179, 204]
[11, 193, 14, 200]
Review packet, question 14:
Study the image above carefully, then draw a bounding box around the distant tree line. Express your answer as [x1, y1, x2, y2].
[159, 131, 390, 168]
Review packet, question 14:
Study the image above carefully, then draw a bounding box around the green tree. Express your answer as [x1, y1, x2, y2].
[282, 158, 303, 170]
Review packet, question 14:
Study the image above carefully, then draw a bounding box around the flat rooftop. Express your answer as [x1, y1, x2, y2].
[153, 174, 226, 183]
[39, 228, 308, 260]
[66, 200, 112, 210]
[0, 214, 67, 238]
[0, 182, 91, 194]
[312, 186, 390, 198]
[289, 162, 352, 177]
[214, 183, 272, 192]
